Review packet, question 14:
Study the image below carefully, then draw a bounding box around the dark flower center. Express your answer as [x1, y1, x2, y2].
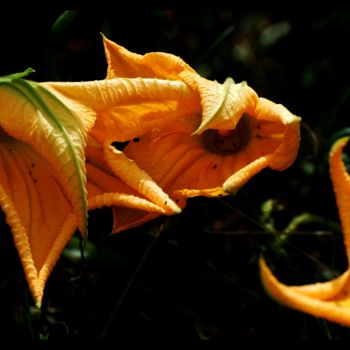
[201, 115, 251, 155]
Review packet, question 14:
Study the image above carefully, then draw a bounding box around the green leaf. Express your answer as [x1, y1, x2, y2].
[0, 68, 35, 81]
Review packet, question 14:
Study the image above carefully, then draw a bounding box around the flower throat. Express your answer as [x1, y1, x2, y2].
[201, 114, 251, 155]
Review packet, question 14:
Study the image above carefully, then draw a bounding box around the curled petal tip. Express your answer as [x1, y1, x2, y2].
[165, 200, 182, 214]
[223, 155, 272, 193]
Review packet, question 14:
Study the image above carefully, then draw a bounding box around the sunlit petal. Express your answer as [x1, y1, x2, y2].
[0, 132, 77, 307]
[0, 79, 88, 235]
[260, 258, 350, 327]
[99, 39, 301, 233]
[103, 36, 196, 79]
[189, 77, 258, 134]
[330, 137, 350, 259]
[86, 141, 178, 215]
[259, 137, 350, 327]
[256, 98, 301, 171]
[102, 142, 181, 214]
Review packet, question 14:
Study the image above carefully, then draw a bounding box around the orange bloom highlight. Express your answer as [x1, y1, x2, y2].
[82, 77, 194, 219]
[260, 137, 350, 327]
[94, 37, 301, 232]
[0, 73, 187, 306]
[0, 74, 94, 306]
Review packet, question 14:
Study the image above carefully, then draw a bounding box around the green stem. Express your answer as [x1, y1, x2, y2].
[284, 213, 340, 235]
[277, 213, 341, 245]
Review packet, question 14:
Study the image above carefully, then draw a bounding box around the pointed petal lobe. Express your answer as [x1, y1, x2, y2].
[260, 257, 350, 327]
[103, 36, 196, 79]
[0, 134, 77, 307]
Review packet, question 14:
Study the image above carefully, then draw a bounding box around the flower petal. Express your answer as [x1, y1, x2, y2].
[112, 209, 160, 234]
[259, 137, 350, 327]
[123, 112, 274, 197]
[260, 257, 350, 327]
[330, 137, 350, 259]
[0, 133, 77, 307]
[102, 142, 181, 214]
[255, 98, 301, 171]
[0, 79, 88, 236]
[103, 36, 196, 79]
[86, 142, 170, 215]
[89, 192, 167, 213]
[188, 77, 258, 135]
[87, 144, 169, 233]
[99, 38, 301, 235]
[49, 78, 199, 143]
[223, 154, 273, 193]
[290, 272, 350, 300]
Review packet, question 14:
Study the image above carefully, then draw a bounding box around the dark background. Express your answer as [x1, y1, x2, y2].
[1, 10, 350, 340]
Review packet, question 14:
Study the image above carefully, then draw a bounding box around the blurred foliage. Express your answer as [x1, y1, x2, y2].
[1, 10, 350, 340]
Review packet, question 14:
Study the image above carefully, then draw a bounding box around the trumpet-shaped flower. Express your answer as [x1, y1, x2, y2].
[0, 71, 92, 306]
[260, 137, 350, 327]
[0, 72, 183, 306]
[94, 37, 301, 232]
[0, 37, 301, 306]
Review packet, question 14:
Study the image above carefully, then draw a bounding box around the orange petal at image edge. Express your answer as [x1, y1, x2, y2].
[0, 78, 92, 307]
[259, 137, 350, 327]
[259, 258, 350, 327]
[329, 136, 350, 259]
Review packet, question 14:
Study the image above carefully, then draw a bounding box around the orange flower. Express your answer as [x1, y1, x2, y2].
[0, 38, 301, 307]
[0, 70, 92, 306]
[94, 37, 301, 232]
[0, 71, 183, 306]
[260, 137, 350, 327]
